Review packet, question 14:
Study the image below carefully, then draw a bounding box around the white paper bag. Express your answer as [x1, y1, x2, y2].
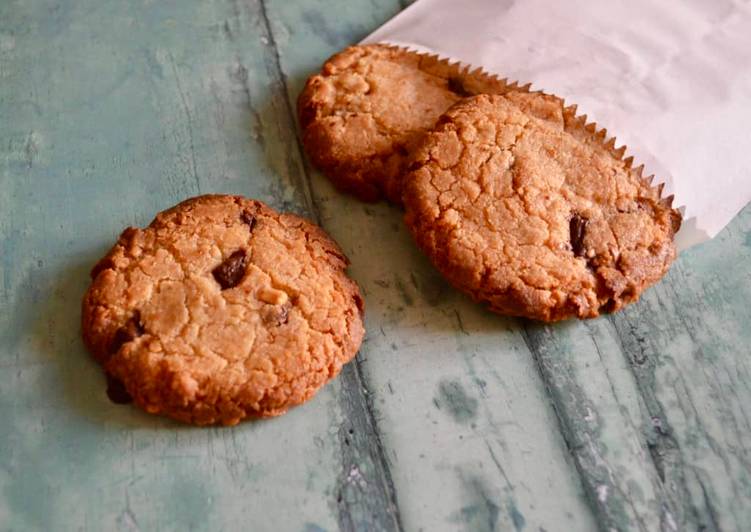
[363, 0, 751, 250]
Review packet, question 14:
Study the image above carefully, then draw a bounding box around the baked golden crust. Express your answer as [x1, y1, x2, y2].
[82, 195, 364, 425]
[403, 95, 681, 321]
[298, 44, 564, 204]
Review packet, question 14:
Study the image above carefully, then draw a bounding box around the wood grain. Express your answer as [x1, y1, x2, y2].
[1, 1, 749, 531]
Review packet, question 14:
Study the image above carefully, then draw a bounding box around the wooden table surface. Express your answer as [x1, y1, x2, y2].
[2, 1, 750, 530]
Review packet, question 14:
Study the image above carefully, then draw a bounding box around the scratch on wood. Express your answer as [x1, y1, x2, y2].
[484, 440, 513, 492]
[167, 52, 200, 192]
[454, 309, 469, 335]
[24, 131, 38, 168]
[696, 472, 721, 531]
[228, 61, 265, 147]
[116, 488, 141, 532]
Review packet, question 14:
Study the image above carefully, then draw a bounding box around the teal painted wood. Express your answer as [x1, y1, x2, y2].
[1, 1, 749, 531]
[265, 3, 596, 531]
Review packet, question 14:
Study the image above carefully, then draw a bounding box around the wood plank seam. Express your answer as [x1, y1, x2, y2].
[520, 324, 654, 531]
[256, 1, 405, 529]
[606, 313, 708, 529]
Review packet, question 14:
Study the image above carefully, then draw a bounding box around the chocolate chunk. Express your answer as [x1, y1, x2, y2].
[240, 211, 257, 231]
[276, 304, 289, 325]
[212, 249, 247, 289]
[263, 303, 290, 326]
[569, 214, 588, 257]
[109, 311, 145, 355]
[447, 77, 473, 97]
[106, 373, 133, 404]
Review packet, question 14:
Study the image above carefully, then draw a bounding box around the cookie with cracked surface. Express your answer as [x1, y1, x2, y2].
[298, 44, 564, 203]
[82, 194, 365, 425]
[403, 95, 681, 321]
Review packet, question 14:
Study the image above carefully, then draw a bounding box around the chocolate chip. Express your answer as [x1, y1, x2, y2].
[447, 76, 473, 97]
[263, 303, 290, 326]
[569, 213, 588, 257]
[212, 249, 247, 289]
[109, 311, 145, 355]
[240, 211, 257, 232]
[276, 304, 289, 325]
[105, 373, 133, 404]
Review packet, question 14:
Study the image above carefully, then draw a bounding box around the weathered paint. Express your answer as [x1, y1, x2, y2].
[1, 1, 749, 531]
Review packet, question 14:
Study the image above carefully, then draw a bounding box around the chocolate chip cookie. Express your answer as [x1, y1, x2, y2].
[403, 95, 681, 321]
[82, 195, 365, 425]
[298, 44, 563, 203]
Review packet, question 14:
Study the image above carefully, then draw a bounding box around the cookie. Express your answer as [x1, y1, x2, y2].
[82, 195, 365, 425]
[403, 95, 681, 321]
[298, 44, 564, 203]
